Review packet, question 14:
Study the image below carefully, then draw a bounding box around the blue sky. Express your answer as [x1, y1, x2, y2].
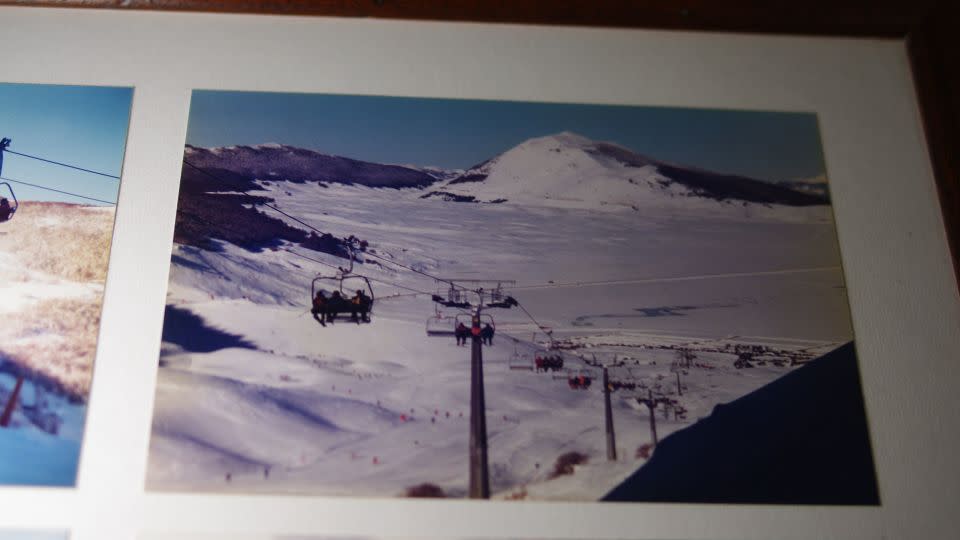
[0, 83, 132, 205]
[187, 91, 826, 182]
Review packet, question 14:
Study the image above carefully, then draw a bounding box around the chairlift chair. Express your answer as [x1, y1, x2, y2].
[536, 352, 565, 373]
[447, 285, 464, 305]
[508, 349, 533, 371]
[566, 369, 594, 390]
[0, 182, 17, 223]
[490, 283, 504, 303]
[425, 309, 457, 336]
[454, 312, 495, 332]
[431, 283, 472, 308]
[311, 273, 375, 322]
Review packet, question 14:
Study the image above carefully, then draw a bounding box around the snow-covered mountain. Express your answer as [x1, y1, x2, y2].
[184, 144, 436, 188]
[423, 132, 827, 211]
[183, 133, 830, 225]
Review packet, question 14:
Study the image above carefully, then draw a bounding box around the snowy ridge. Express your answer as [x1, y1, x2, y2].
[184, 144, 437, 188]
[185, 132, 829, 222]
[426, 132, 830, 220]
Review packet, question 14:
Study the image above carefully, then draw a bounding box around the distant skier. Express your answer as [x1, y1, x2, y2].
[0, 198, 11, 222]
[481, 323, 495, 346]
[311, 290, 328, 326]
[455, 322, 469, 346]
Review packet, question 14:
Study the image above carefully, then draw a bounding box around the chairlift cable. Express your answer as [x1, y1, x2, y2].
[3, 149, 121, 179]
[508, 267, 841, 291]
[351, 248, 471, 292]
[283, 247, 435, 296]
[511, 298, 551, 335]
[0, 176, 116, 205]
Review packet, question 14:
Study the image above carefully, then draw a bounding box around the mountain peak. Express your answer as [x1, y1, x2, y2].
[535, 131, 594, 147]
[434, 131, 829, 211]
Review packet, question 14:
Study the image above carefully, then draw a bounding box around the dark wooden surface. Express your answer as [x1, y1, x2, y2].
[0, 1, 936, 36]
[3, 0, 958, 290]
[908, 2, 960, 289]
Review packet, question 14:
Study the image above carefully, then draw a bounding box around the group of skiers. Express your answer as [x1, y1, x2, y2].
[0, 198, 12, 222]
[311, 289, 372, 326]
[568, 374, 592, 390]
[454, 322, 495, 346]
[534, 354, 564, 372]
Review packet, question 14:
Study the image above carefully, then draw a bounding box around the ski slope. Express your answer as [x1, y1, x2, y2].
[148, 163, 853, 499]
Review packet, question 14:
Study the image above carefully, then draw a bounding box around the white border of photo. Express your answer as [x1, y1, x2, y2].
[0, 6, 956, 540]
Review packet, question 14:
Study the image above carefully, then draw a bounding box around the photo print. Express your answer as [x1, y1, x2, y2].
[147, 91, 877, 504]
[0, 82, 132, 486]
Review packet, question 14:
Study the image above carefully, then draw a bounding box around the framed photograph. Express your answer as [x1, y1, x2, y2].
[0, 4, 956, 540]
[145, 89, 877, 506]
[0, 82, 132, 487]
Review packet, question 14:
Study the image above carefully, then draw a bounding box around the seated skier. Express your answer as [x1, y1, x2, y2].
[0, 198, 12, 222]
[311, 290, 328, 326]
[351, 289, 371, 323]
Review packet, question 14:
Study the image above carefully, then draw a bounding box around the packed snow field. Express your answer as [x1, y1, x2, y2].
[0, 202, 112, 485]
[149, 135, 853, 499]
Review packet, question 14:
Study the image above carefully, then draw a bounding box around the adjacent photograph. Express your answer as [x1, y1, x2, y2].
[146, 91, 878, 503]
[0, 82, 132, 486]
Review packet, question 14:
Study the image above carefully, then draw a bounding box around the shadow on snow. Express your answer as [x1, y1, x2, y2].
[160, 305, 257, 354]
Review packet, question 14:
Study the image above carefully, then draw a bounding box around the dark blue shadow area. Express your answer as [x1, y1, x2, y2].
[161, 305, 256, 354]
[603, 342, 880, 505]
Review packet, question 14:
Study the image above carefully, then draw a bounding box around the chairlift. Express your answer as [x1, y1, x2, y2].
[0, 182, 17, 223]
[485, 295, 518, 309]
[311, 274, 375, 322]
[477, 283, 517, 309]
[536, 327, 556, 351]
[425, 308, 457, 336]
[454, 312, 495, 331]
[447, 285, 464, 304]
[508, 348, 533, 371]
[566, 369, 593, 390]
[431, 283, 472, 308]
[309, 243, 375, 323]
[536, 352, 564, 373]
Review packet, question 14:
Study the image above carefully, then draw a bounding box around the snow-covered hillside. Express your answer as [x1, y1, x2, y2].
[184, 144, 436, 188]
[148, 145, 854, 500]
[0, 202, 111, 486]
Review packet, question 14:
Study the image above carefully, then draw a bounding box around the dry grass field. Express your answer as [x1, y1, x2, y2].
[0, 202, 115, 400]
